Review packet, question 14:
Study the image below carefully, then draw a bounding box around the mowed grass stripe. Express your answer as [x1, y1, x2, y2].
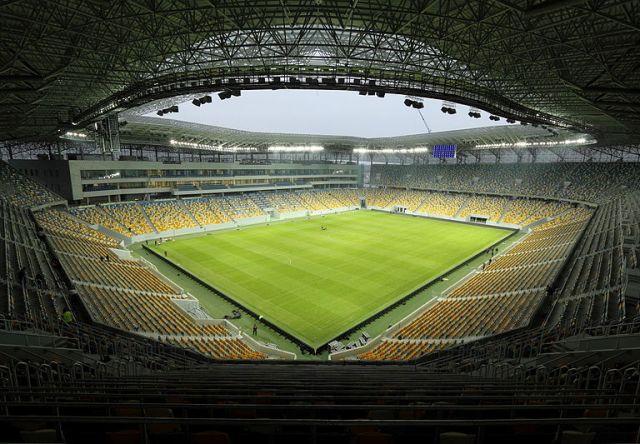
[152, 211, 511, 348]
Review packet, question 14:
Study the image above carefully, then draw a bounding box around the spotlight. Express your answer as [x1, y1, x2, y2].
[376, 91, 385, 98]
[192, 98, 201, 107]
[404, 98, 423, 108]
[359, 89, 367, 96]
[441, 102, 456, 115]
[200, 95, 212, 104]
[158, 106, 178, 115]
[520, 121, 529, 126]
[506, 118, 516, 123]
[489, 115, 500, 121]
[468, 109, 481, 118]
[218, 91, 231, 100]
[231, 90, 241, 97]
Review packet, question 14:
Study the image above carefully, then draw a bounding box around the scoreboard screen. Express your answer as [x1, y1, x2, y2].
[432, 144, 457, 159]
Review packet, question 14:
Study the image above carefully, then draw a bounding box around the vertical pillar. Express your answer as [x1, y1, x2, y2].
[95, 114, 121, 160]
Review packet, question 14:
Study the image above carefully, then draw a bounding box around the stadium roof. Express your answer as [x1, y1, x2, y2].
[108, 116, 587, 153]
[1, 1, 639, 144]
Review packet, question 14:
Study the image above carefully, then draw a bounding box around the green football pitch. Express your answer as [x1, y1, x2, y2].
[151, 211, 512, 349]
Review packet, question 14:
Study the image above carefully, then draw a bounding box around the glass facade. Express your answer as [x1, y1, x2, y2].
[74, 161, 361, 200]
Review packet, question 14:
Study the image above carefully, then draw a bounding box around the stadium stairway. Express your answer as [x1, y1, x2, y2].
[414, 192, 434, 213]
[496, 200, 513, 224]
[177, 199, 201, 228]
[452, 195, 470, 218]
[0, 318, 213, 379]
[2, 358, 640, 444]
[248, 193, 270, 212]
[91, 205, 132, 237]
[140, 203, 160, 233]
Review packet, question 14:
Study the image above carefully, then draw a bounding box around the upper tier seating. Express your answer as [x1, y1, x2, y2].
[0, 161, 62, 208]
[371, 162, 640, 203]
[546, 199, 627, 332]
[0, 202, 68, 324]
[5, 353, 636, 444]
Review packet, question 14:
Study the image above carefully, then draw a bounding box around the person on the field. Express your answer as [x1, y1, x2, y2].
[252, 323, 258, 336]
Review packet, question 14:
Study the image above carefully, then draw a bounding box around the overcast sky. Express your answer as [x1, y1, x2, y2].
[147, 90, 508, 138]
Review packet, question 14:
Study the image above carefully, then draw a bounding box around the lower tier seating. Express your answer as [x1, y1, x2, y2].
[357, 207, 594, 360]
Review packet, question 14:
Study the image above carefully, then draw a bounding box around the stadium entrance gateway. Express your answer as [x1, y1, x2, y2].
[469, 215, 489, 224]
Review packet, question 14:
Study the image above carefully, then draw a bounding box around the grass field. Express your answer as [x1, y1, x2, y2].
[151, 211, 512, 349]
